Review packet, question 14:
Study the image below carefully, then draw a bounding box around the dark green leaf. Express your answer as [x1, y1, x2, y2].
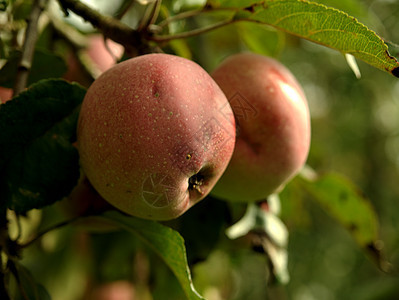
[100, 211, 205, 300]
[0, 0, 8, 11]
[173, 196, 229, 265]
[0, 79, 85, 166]
[0, 49, 67, 88]
[0, 79, 85, 212]
[5, 110, 80, 213]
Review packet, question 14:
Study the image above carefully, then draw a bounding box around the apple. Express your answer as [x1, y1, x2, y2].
[87, 281, 136, 300]
[63, 34, 124, 87]
[210, 52, 311, 202]
[77, 53, 236, 220]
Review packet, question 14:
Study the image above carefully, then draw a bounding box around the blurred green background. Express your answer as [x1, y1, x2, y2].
[3, 0, 399, 299]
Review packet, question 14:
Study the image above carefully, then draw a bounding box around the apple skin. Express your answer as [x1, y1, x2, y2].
[77, 53, 235, 220]
[87, 281, 136, 300]
[210, 52, 311, 202]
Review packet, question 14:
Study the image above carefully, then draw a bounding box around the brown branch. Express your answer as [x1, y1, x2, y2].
[57, 0, 156, 56]
[12, 0, 47, 96]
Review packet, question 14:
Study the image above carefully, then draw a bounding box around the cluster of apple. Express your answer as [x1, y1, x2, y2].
[76, 51, 311, 221]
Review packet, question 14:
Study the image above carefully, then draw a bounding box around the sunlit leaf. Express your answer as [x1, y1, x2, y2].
[211, 0, 399, 77]
[100, 211, 205, 300]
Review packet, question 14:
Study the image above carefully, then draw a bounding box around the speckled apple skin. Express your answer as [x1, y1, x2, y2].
[210, 53, 311, 202]
[77, 54, 235, 220]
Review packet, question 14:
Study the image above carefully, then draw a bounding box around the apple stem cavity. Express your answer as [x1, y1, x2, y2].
[188, 174, 205, 195]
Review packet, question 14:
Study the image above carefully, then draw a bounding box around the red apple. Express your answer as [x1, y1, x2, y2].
[0, 87, 12, 103]
[210, 52, 311, 202]
[77, 53, 236, 220]
[63, 34, 124, 87]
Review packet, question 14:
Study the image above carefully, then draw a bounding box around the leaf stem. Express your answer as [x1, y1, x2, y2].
[20, 216, 82, 249]
[150, 19, 236, 42]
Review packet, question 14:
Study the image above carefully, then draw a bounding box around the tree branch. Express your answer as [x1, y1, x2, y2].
[0, 209, 11, 300]
[12, 0, 47, 96]
[57, 0, 156, 56]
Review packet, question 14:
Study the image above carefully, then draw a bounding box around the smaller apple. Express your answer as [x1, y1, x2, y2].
[210, 52, 311, 202]
[63, 34, 124, 87]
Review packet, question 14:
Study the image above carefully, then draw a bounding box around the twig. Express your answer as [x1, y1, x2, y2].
[137, 0, 159, 32]
[156, 6, 237, 29]
[12, 0, 47, 96]
[150, 19, 236, 42]
[148, 0, 162, 27]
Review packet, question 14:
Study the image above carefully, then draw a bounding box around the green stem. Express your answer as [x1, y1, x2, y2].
[20, 216, 82, 249]
[150, 19, 236, 42]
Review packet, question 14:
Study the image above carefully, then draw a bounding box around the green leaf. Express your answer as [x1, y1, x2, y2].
[0, 79, 85, 212]
[99, 211, 205, 300]
[0, 48, 68, 88]
[0, 79, 85, 166]
[4, 110, 80, 213]
[298, 172, 391, 272]
[215, 0, 399, 77]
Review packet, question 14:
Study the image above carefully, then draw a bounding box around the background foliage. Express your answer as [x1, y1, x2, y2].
[1, 0, 399, 299]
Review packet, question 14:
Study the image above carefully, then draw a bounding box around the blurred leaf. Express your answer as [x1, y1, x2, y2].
[9, 261, 51, 300]
[299, 172, 378, 245]
[236, 22, 285, 57]
[0, 49, 67, 88]
[100, 211, 205, 300]
[174, 196, 230, 265]
[12, 0, 32, 20]
[0, 79, 85, 212]
[0, 0, 8, 11]
[211, 0, 399, 77]
[299, 172, 391, 272]
[169, 39, 193, 60]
